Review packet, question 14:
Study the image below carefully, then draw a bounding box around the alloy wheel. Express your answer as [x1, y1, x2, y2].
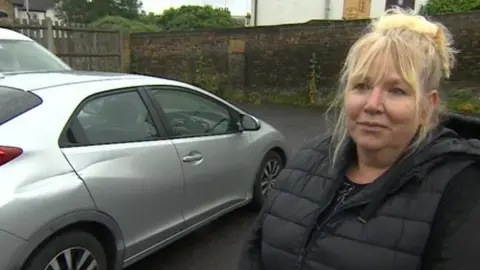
[260, 159, 282, 197]
[44, 247, 98, 270]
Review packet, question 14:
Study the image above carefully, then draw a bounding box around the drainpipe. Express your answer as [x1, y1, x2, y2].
[324, 0, 330, 19]
[24, 0, 30, 23]
[253, 0, 258, 26]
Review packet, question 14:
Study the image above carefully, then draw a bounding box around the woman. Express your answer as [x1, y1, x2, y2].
[239, 7, 480, 270]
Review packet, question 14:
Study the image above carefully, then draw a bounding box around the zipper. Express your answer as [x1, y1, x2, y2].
[294, 190, 337, 270]
[295, 184, 353, 269]
[295, 250, 306, 268]
[294, 161, 422, 268]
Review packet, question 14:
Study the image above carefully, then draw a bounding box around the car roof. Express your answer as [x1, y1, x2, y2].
[0, 27, 32, 41]
[0, 70, 249, 112]
[0, 70, 249, 148]
[0, 70, 178, 91]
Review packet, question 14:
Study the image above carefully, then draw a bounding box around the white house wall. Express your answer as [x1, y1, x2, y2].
[251, 0, 429, 26]
[253, 0, 326, 25]
[13, 7, 61, 24]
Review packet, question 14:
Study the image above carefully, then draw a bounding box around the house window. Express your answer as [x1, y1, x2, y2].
[30, 13, 38, 22]
[385, 0, 415, 10]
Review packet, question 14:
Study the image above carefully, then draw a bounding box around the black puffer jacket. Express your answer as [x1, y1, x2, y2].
[239, 113, 480, 270]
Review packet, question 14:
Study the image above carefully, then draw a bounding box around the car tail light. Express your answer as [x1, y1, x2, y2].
[0, 146, 23, 166]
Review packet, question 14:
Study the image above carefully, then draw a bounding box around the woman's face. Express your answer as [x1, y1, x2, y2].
[345, 61, 432, 152]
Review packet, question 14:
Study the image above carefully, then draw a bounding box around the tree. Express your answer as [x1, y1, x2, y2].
[139, 11, 157, 25]
[116, 0, 142, 19]
[157, 5, 240, 31]
[55, 0, 142, 23]
[420, 0, 480, 14]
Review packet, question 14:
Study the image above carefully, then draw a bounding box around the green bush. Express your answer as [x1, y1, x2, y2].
[92, 16, 160, 33]
[421, 0, 480, 14]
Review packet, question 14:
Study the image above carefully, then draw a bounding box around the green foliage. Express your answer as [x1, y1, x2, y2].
[157, 5, 241, 31]
[93, 16, 159, 32]
[54, 0, 142, 23]
[307, 53, 321, 104]
[445, 88, 480, 113]
[139, 11, 158, 25]
[193, 55, 226, 96]
[420, 0, 480, 14]
[194, 55, 207, 87]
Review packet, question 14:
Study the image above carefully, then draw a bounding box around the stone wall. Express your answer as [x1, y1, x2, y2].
[130, 11, 480, 95]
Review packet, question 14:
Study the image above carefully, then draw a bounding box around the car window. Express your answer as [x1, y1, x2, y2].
[0, 40, 71, 72]
[0, 86, 42, 125]
[70, 91, 160, 145]
[149, 88, 236, 137]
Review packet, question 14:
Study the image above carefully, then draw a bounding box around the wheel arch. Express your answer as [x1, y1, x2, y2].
[269, 146, 287, 166]
[9, 210, 125, 270]
[250, 145, 288, 192]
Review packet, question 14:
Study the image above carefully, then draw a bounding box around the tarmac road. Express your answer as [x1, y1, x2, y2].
[127, 104, 326, 270]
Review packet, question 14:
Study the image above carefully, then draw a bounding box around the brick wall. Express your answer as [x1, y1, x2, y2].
[130, 11, 480, 94]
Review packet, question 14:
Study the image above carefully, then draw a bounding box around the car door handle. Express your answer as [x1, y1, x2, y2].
[182, 153, 203, 162]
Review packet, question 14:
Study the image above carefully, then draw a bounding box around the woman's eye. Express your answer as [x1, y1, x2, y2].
[354, 83, 368, 91]
[390, 88, 406, 95]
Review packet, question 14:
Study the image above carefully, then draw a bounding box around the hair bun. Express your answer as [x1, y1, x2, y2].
[372, 7, 454, 79]
[373, 9, 438, 39]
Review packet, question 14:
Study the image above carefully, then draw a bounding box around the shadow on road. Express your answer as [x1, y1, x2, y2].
[128, 208, 257, 270]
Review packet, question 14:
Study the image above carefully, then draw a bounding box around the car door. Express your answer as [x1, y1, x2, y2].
[59, 88, 186, 258]
[144, 85, 252, 228]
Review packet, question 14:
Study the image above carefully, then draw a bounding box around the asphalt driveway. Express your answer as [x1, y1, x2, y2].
[128, 104, 326, 270]
[239, 103, 328, 152]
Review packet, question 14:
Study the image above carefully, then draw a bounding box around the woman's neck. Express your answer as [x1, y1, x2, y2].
[348, 147, 405, 184]
[357, 148, 402, 169]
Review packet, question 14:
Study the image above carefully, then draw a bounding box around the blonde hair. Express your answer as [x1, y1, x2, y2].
[328, 7, 456, 164]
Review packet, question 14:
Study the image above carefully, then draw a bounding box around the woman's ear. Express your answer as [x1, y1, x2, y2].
[428, 89, 439, 107]
[421, 90, 439, 124]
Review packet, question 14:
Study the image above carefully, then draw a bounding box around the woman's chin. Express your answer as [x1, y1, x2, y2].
[353, 138, 386, 151]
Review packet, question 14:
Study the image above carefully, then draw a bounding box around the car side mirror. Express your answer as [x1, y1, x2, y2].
[240, 114, 261, 131]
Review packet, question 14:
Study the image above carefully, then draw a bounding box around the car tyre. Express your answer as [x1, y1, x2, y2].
[23, 230, 108, 270]
[250, 150, 284, 210]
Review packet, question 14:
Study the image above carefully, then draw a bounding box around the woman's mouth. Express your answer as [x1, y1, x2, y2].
[357, 122, 387, 131]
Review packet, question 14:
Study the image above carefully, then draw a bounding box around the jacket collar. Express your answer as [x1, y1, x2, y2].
[328, 123, 480, 222]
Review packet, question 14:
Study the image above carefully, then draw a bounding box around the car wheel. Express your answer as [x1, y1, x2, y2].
[250, 150, 284, 210]
[23, 230, 108, 270]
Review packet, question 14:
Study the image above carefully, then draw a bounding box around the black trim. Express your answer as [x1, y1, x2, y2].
[58, 87, 168, 148]
[142, 85, 243, 139]
[138, 87, 170, 137]
[0, 86, 43, 126]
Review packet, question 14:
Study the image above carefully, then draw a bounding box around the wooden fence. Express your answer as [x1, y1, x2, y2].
[0, 18, 124, 72]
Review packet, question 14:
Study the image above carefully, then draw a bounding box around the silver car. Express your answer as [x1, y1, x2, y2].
[0, 71, 289, 270]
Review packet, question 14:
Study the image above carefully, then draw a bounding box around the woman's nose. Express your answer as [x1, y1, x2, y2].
[363, 87, 384, 113]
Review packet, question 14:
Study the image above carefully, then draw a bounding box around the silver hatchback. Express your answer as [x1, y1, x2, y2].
[0, 71, 289, 270]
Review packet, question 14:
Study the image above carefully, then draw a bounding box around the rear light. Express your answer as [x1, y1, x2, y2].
[0, 146, 23, 166]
